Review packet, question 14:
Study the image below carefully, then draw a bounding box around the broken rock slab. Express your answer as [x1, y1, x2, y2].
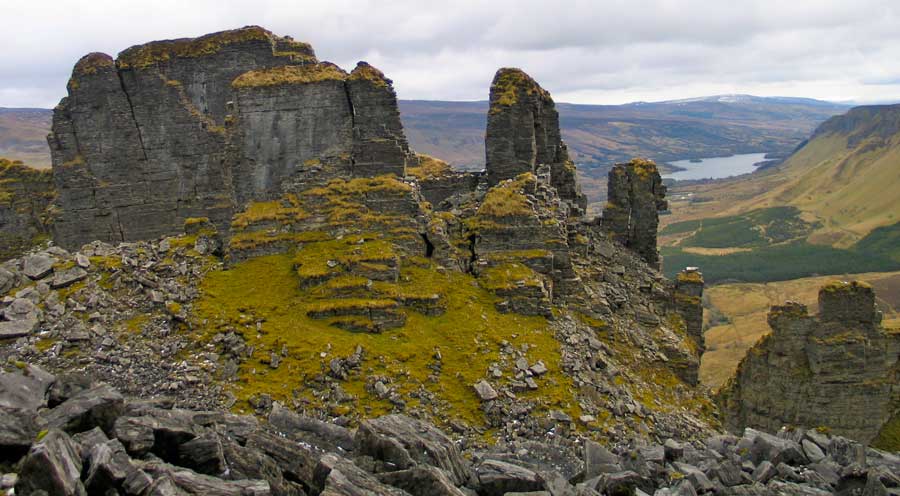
[23, 253, 54, 280]
[51, 266, 88, 289]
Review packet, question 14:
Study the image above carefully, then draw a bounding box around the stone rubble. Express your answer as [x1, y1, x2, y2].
[2, 363, 896, 496]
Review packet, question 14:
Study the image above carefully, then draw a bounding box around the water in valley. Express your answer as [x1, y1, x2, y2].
[664, 152, 768, 181]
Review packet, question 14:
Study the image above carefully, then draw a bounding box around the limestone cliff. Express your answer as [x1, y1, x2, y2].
[0, 158, 54, 259]
[718, 281, 900, 446]
[49, 27, 415, 249]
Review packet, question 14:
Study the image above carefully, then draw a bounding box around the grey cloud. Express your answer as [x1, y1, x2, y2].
[2, 0, 900, 107]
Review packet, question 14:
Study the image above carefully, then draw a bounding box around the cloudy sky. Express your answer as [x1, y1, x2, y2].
[3, 0, 899, 108]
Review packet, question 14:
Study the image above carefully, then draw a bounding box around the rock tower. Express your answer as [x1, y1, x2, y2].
[484, 68, 586, 216]
[603, 159, 668, 268]
[718, 281, 900, 446]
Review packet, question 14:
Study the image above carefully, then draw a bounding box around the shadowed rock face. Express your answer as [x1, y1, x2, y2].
[718, 281, 900, 446]
[484, 68, 586, 216]
[0, 159, 54, 259]
[602, 159, 668, 269]
[49, 27, 415, 249]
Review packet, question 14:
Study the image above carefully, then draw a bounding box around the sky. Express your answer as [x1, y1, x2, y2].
[3, 0, 900, 108]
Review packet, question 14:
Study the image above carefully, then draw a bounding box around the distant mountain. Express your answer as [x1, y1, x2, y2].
[399, 95, 849, 171]
[0, 108, 52, 168]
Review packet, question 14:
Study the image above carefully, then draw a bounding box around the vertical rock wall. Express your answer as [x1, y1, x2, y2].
[603, 159, 668, 269]
[49, 27, 416, 250]
[718, 281, 900, 445]
[346, 63, 416, 178]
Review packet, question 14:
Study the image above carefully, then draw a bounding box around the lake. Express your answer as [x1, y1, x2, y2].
[663, 153, 768, 181]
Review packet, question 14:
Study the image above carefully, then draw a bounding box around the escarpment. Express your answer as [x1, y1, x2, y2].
[49, 26, 416, 249]
[719, 281, 900, 447]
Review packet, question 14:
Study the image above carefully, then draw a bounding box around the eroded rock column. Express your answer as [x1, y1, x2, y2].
[484, 68, 586, 216]
[603, 159, 667, 268]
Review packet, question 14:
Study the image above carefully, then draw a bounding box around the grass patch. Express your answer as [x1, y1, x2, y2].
[232, 63, 347, 89]
[192, 254, 577, 426]
[476, 173, 535, 218]
[118, 26, 314, 69]
[407, 154, 452, 180]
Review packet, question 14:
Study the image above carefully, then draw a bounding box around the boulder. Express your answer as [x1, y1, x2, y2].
[475, 459, 545, 496]
[474, 380, 498, 401]
[50, 266, 88, 289]
[269, 402, 354, 451]
[113, 410, 197, 458]
[801, 439, 826, 463]
[356, 414, 469, 485]
[0, 406, 41, 461]
[177, 432, 226, 476]
[313, 453, 410, 495]
[83, 439, 140, 494]
[0, 316, 38, 338]
[584, 440, 621, 479]
[376, 466, 467, 496]
[143, 461, 272, 496]
[749, 431, 808, 466]
[0, 363, 55, 410]
[23, 253, 54, 279]
[15, 429, 86, 496]
[42, 383, 125, 435]
[750, 461, 776, 484]
[48, 372, 94, 408]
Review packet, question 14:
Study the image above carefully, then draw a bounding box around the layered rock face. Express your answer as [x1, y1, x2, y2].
[0, 159, 54, 260]
[49, 27, 415, 249]
[719, 281, 900, 446]
[484, 68, 586, 216]
[674, 268, 705, 354]
[603, 159, 668, 268]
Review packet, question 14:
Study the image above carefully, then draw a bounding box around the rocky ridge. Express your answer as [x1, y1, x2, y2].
[0, 27, 723, 450]
[7, 24, 900, 495]
[718, 281, 900, 449]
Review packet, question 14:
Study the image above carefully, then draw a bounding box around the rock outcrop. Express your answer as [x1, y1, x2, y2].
[11, 28, 713, 456]
[484, 68, 586, 216]
[0, 159, 54, 260]
[602, 158, 668, 268]
[49, 27, 415, 249]
[719, 281, 900, 447]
